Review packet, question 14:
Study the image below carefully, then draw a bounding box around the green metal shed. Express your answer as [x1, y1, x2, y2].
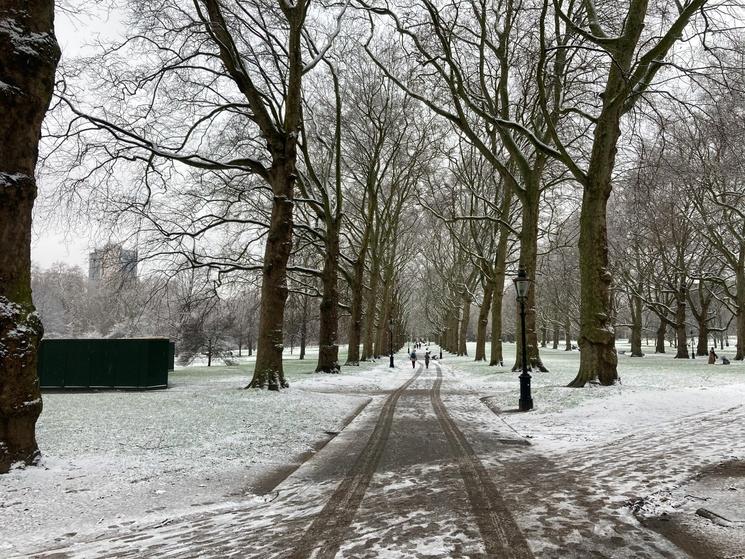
[38, 338, 170, 389]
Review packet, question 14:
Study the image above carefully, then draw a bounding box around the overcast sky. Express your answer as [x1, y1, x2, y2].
[31, 6, 124, 271]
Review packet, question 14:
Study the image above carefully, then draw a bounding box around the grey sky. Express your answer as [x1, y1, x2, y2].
[31, 6, 124, 271]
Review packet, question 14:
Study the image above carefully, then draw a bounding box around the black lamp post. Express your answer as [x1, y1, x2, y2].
[389, 318, 395, 368]
[690, 329, 695, 360]
[514, 267, 533, 411]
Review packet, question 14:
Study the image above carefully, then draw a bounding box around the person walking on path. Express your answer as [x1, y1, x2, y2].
[424, 350, 430, 369]
[709, 347, 718, 364]
[410, 350, 417, 368]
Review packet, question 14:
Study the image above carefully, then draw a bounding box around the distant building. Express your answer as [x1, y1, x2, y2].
[88, 244, 138, 286]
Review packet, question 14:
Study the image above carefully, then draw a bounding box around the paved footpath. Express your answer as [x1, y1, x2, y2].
[23, 362, 741, 558]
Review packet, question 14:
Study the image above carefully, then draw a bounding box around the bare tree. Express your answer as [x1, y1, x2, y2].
[0, 0, 60, 473]
[49, 0, 350, 390]
[363, 0, 568, 372]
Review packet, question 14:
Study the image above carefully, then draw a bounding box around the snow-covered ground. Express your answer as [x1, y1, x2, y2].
[448, 340, 745, 452]
[0, 350, 388, 555]
[441, 341, 745, 557]
[3, 340, 744, 556]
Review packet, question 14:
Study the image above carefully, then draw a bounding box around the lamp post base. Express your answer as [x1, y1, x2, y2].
[519, 373, 533, 411]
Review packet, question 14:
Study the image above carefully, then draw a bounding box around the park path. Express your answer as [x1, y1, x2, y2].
[23, 359, 745, 558]
[26, 362, 533, 558]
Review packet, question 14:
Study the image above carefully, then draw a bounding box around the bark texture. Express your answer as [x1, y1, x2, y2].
[228, 0, 306, 390]
[299, 295, 307, 361]
[674, 282, 689, 359]
[449, 305, 460, 353]
[489, 196, 511, 366]
[316, 221, 340, 373]
[361, 256, 380, 360]
[571, 187, 618, 385]
[566, 0, 705, 385]
[655, 320, 666, 353]
[374, 257, 395, 360]
[458, 295, 471, 356]
[630, 294, 644, 357]
[474, 279, 492, 361]
[489, 278, 505, 366]
[0, 0, 60, 473]
[736, 261, 745, 360]
[345, 256, 366, 365]
[249, 167, 295, 390]
[693, 298, 709, 357]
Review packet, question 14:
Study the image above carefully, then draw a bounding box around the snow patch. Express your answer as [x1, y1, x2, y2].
[0, 17, 56, 59]
[0, 366, 369, 554]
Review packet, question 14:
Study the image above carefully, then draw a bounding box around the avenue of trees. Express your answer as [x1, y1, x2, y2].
[2, 0, 744, 471]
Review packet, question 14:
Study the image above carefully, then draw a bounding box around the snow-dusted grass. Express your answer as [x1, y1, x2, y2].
[183, 344, 362, 375]
[0, 350, 390, 555]
[440, 340, 745, 556]
[5, 339, 744, 555]
[442, 340, 745, 452]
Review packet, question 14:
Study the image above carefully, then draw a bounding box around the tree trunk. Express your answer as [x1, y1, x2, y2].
[247, 165, 295, 390]
[489, 274, 506, 366]
[361, 256, 380, 361]
[345, 256, 366, 365]
[552, 323, 559, 350]
[564, 317, 572, 351]
[567, 37, 649, 386]
[696, 300, 709, 357]
[0, 0, 60, 474]
[541, 324, 547, 348]
[449, 305, 460, 353]
[674, 282, 689, 359]
[375, 291, 391, 359]
[630, 293, 644, 357]
[377, 304, 391, 359]
[248, 330, 253, 356]
[458, 295, 471, 356]
[512, 192, 548, 372]
[299, 294, 308, 361]
[375, 261, 394, 359]
[316, 221, 340, 373]
[655, 320, 666, 353]
[569, 187, 617, 386]
[489, 190, 511, 366]
[736, 259, 745, 360]
[475, 279, 493, 361]
[207, 338, 212, 367]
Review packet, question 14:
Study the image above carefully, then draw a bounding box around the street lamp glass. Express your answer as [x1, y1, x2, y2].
[514, 268, 530, 299]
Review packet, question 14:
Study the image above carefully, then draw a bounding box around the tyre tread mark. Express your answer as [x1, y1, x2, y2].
[288, 365, 424, 559]
[431, 364, 534, 559]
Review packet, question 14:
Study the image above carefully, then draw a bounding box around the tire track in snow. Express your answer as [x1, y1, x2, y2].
[431, 364, 534, 559]
[288, 364, 424, 559]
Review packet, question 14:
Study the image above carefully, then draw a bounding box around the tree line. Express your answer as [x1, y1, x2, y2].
[2, 0, 742, 472]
